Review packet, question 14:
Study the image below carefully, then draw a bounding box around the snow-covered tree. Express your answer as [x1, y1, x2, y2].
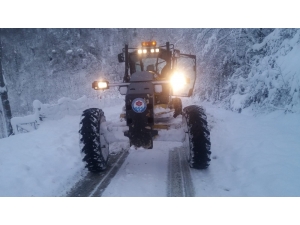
[0, 28, 299, 138]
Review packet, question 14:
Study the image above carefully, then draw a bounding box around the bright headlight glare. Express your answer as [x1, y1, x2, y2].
[98, 81, 108, 89]
[143, 49, 147, 53]
[170, 72, 186, 90]
[155, 48, 159, 52]
[138, 49, 142, 54]
[150, 49, 155, 53]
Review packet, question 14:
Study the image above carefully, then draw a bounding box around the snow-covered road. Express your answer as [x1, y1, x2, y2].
[1, 98, 300, 197]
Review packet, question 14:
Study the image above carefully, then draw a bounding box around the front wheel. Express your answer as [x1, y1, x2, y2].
[182, 105, 211, 169]
[79, 108, 109, 172]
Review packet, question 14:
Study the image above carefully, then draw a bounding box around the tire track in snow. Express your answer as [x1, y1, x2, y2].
[167, 147, 195, 197]
[66, 150, 129, 197]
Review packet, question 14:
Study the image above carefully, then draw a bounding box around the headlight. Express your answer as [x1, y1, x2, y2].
[170, 72, 186, 90]
[98, 81, 108, 89]
[92, 81, 109, 90]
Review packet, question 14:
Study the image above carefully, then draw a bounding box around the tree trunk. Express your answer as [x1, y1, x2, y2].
[0, 34, 13, 137]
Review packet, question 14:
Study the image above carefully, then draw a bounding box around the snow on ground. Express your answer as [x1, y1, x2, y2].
[1, 96, 300, 198]
[102, 141, 183, 197]
[1, 95, 300, 223]
[193, 101, 300, 196]
[0, 114, 85, 197]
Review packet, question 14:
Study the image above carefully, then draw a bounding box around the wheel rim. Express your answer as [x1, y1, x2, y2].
[182, 115, 191, 162]
[100, 117, 109, 162]
[100, 134, 109, 162]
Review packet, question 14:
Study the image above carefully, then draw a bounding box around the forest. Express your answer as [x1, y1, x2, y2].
[1, 28, 300, 138]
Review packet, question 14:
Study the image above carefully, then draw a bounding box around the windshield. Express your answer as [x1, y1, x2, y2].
[129, 51, 168, 76]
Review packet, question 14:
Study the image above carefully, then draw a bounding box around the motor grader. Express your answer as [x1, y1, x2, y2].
[79, 41, 211, 172]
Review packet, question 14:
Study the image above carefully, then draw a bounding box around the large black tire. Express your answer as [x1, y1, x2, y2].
[79, 108, 109, 172]
[182, 105, 211, 169]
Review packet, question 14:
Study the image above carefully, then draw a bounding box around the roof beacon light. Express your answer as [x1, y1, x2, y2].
[142, 41, 157, 47]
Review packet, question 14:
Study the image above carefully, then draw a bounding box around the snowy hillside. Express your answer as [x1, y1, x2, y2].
[222, 29, 300, 113]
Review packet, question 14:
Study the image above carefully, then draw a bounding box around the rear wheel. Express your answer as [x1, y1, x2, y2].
[182, 105, 211, 169]
[79, 108, 109, 172]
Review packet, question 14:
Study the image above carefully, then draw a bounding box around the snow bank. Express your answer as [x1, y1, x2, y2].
[10, 95, 125, 135]
[0, 115, 86, 197]
[1, 95, 126, 195]
[41, 95, 124, 119]
[11, 100, 42, 134]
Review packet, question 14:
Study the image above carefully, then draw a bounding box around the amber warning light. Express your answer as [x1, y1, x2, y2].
[142, 41, 157, 47]
[138, 41, 159, 54]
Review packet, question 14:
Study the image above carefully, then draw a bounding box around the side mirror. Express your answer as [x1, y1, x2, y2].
[118, 53, 125, 62]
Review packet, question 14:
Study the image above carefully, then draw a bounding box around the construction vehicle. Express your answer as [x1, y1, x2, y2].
[79, 41, 211, 172]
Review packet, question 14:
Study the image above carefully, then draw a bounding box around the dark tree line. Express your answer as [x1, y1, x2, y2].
[0, 33, 13, 138]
